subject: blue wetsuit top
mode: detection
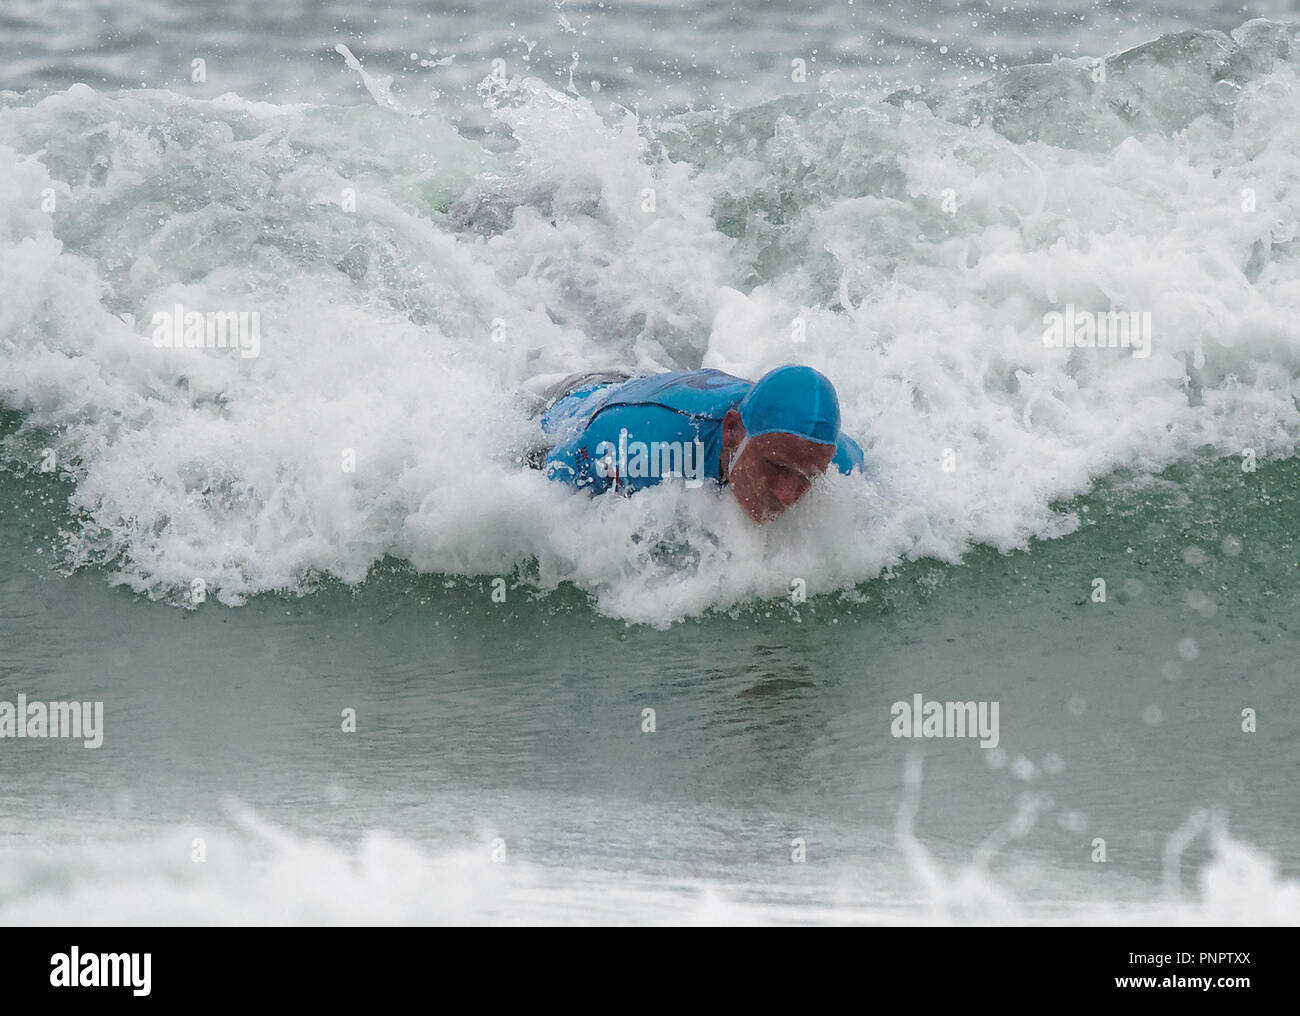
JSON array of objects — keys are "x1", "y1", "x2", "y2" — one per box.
[{"x1": 541, "y1": 368, "x2": 866, "y2": 494}]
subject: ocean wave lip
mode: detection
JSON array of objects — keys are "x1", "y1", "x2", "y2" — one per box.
[{"x1": 0, "y1": 19, "x2": 1297, "y2": 628}]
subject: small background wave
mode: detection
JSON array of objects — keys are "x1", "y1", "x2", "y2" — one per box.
[{"x1": 7, "y1": 0, "x2": 1296, "y2": 120}]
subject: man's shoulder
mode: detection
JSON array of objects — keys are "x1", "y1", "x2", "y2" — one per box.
[
  {"x1": 833, "y1": 433, "x2": 866, "y2": 476},
  {"x1": 600, "y1": 368, "x2": 751, "y2": 418}
]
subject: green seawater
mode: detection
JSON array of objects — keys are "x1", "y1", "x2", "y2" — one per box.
[{"x1": 2, "y1": 423, "x2": 1295, "y2": 920}]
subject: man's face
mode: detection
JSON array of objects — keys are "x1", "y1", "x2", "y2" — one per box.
[{"x1": 723, "y1": 412, "x2": 835, "y2": 523}]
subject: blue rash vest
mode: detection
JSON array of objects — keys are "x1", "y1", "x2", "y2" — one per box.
[{"x1": 540, "y1": 368, "x2": 866, "y2": 494}]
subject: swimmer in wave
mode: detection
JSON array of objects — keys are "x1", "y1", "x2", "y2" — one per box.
[{"x1": 524, "y1": 366, "x2": 865, "y2": 523}]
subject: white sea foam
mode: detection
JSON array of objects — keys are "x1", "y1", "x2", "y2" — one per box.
[
  {"x1": 0, "y1": 802, "x2": 1293, "y2": 925},
  {"x1": 2, "y1": 22, "x2": 1300, "y2": 626}
]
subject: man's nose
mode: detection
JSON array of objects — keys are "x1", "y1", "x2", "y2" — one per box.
[{"x1": 772, "y1": 474, "x2": 803, "y2": 507}]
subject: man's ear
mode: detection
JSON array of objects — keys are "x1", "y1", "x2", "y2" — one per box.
[
  {"x1": 721, "y1": 409, "x2": 744, "y2": 447},
  {"x1": 720, "y1": 409, "x2": 747, "y2": 478}
]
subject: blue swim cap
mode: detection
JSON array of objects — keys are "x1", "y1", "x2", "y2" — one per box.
[{"x1": 737, "y1": 366, "x2": 841, "y2": 445}]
